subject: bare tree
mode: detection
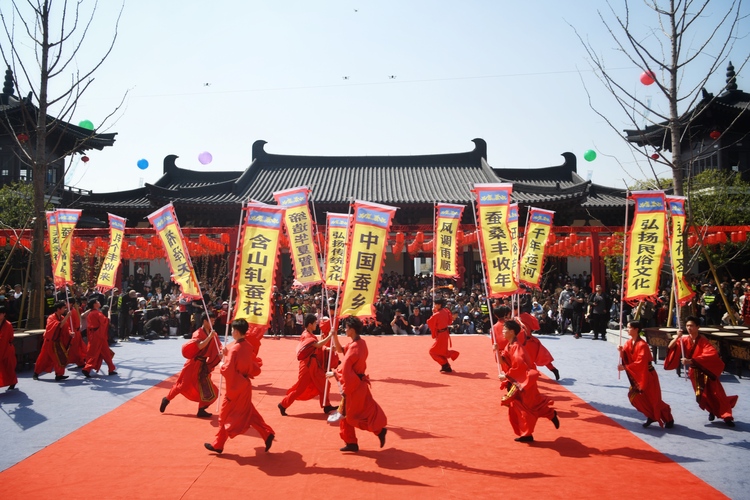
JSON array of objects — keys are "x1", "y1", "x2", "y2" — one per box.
[
  {"x1": 0, "y1": 0, "x2": 124, "y2": 327},
  {"x1": 573, "y1": 0, "x2": 748, "y2": 196}
]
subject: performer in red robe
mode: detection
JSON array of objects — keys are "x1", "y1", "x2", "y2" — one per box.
[
  {"x1": 205, "y1": 319, "x2": 275, "y2": 454},
  {"x1": 664, "y1": 316, "x2": 737, "y2": 427},
  {"x1": 160, "y1": 312, "x2": 222, "y2": 418},
  {"x1": 65, "y1": 298, "x2": 86, "y2": 368},
  {"x1": 81, "y1": 299, "x2": 117, "y2": 377},
  {"x1": 279, "y1": 314, "x2": 338, "y2": 416},
  {"x1": 33, "y1": 301, "x2": 72, "y2": 381},
  {"x1": 0, "y1": 306, "x2": 17, "y2": 390},
  {"x1": 618, "y1": 321, "x2": 674, "y2": 428},
  {"x1": 497, "y1": 319, "x2": 558, "y2": 442},
  {"x1": 330, "y1": 316, "x2": 387, "y2": 452},
  {"x1": 517, "y1": 312, "x2": 560, "y2": 381},
  {"x1": 427, "y1": 298, "x2": 459, "y2": 372}
]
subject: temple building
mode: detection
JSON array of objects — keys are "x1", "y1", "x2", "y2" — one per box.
[{"x1": 65, "y1": 138, "x2": 627, "y2": 288}]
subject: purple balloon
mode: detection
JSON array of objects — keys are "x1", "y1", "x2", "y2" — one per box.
[{"x1": 198, "y1": 151, "x2": 213, "y2": 165}]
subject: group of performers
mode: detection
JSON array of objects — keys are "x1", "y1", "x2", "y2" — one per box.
[
  {"x1": 1, "y1": 294, "x2": 739, "y2": 453},
  {"x1": 29, "y1": 299, "x2": 117, "y2": 383},
  {"x1": 160, "y1": 311, "x2": 388, "y2": 454}
]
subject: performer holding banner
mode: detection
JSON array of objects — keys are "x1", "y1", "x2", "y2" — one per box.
[
  {"x1": 33, "y1": 301, "x2": 73, "y2": 381},
  {"x1": 618, "y1": 320, "x2": 674, "y2": 428},
  {"x1": 427, "y1": 298, "x2": 459, "y2": 373}
]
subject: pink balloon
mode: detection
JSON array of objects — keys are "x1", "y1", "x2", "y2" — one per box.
[
  {"x1": 198, "y1": 151, "x2": 213, "y2": 165},
  {"x1": 640, "y1": 70, "x2": 655, "y2": 86}
]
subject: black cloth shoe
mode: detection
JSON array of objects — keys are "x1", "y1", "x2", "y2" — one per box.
[
  {"x1": 54, "y1": 375, "x2": 69, "y2": 381},
  {"x1": 82, "y1": 369, "x2": 91, "y2": 378},
  {"x1": 514, "y1": 435, "x2": 534, "y2": 442},
  {"x1": 440, "y1": 363, "x2": 452, "y2": 373},
  {"x1": 197, "y1": 408, "x2": 212, "y2": 418},
  {"x1": 8, "y1": 384, "x2": 15, "y2": 390},
  {"x1": 708, "y1": 413, "x2": 716, "y2": 421},
  {"x1": 32, "y1": 373, "x2": 39, "y2": 380},
  {"x1": 642, "y1": 418, "x2": 655, "y2": 428},
  {"x1": 204, "y1": 443, "x2": 222, "y2": 454},
  {"x1": 323, "y1": 405, "x2": 337, "y2": 414},
  {"x1": 601, "y1": 336, "x2": 607, "y2": 341},
  {"x1": 160, "y1": 397, "x2": 170, "y2": 413},
  {"x1": 265, "y1": 434, "x2": 275, "y2": 452},
  {"x1": 665, "y1": 420, "x2": 674, "y2": 429},
  {"x1": 340, "y1": 443, "x2": 359, "y2": 452},
  {"x1": 551, "y1": 411, "x2": 560, "y2": 429},
  {"x1": 378, "y1": 428, "x2": 387, "y2": 448},
  {"x1": 278, "y1": 403, "x2": 287, "y2": 416},
  {"x1": 551, "y1": 368, "x2": 560, "y2": 381},
  {"x1": 724, "y1": 417, "x2": 735, "y2": 428},
  {"x1": 108, "y1": 371, "x2": 118, "y2": 376}
]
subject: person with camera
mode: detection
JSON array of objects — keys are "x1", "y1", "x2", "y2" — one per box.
[{"x1": 390, "y1": 309, "x2": 412, "y2": 335}]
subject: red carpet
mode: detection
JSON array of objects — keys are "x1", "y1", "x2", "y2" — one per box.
[{"x1": 1, "y1": 336, "x2": 725, "y2": 499}]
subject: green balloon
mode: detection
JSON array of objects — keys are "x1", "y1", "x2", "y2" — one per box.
[
  {"x1": 79, "y1": 120, "x2": 94, "y2": 130},
  {"x1": 583, "y1": 149, "x2": 597, "y2": 162}
]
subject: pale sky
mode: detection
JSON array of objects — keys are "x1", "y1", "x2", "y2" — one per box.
[{"x1": 4, "y1": 1, "x2": 749, "y2": 194}]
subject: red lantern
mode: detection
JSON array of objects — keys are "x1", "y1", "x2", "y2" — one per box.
[
  {"x1": 650, "y1": 153, "x2": 659, "y2": 160},
  {"x1": 17, "y1": 133, "x2": 29, "y2": 143},
  {"x1": 709, "y1": 130, "x2": 721, "y2": 140},
  {"x1": 81, "y1": 155, "x2": 90, "y2": 163},
  {"x1": 687, "y1": 235, "x2": 697, "y2": 246},
  {"x1": 717, "y1": 232, "x2": 727, "y2": 244}
]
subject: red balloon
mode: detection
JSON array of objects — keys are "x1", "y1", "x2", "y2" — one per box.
[{"x1": 640, "y1": 70, "x2": 655, "y2": 85}]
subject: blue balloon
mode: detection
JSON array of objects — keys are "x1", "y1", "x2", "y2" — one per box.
[{"x1": 137, "y1": 159, "x2": 149, "y2": 170}]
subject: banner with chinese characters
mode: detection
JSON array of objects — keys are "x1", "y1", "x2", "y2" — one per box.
[
  {"x1": 666, "y1": 196, "x2": 695, "y2": 306},
  {"x1": 53, "y1": 209, "x2": 82, "y2": 287},
  {"x1": 232, "y1": 203, "x2": 285, "y2": 327},
  {"x1": 472, "y1": 183, "x2": 517, "y2": 297},
  {"x1": 519, "y1": 208, "x2": 555, "y2": 290},
  {"x1": 273, "y1": 186, "x2": 323, "y2": 288},
  {"x1": 46, "y1": 211, "x2": 60, "y2": 268},
  {"x1": 147, "y1": 204, "x2": 201, "y2": 299},
  {"x1": 434, "y1": 203, "x2": 464, "y2": 279},
  {"x1": 325, "y1": 213, "x2": 351, "y2": 289},
  {"x1": 96, "y1": 214, "x2": 126, "y2": 292},
  {"x1": 508, "y1": 203, "x2": 520, "y2": 287},
  {"x1": 624, "y1": 191, "x2": 667, "y2": 303},
  {"x1": 338, "y1": 201, "x2": 397, "y2": 319}
]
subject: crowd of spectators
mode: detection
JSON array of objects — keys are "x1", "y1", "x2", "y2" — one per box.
[{"x1": 3, "y1": 269, "x2": 749, "y2": 341}]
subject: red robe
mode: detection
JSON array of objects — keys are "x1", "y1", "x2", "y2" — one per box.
[
  {"x1": 665, "y1": 334, "x2": 737, "y2": 419},
  {"x1": 83, "y1": 309, "x2": 116, "y2": 373},
  {"x1": 34, "y1": 313, "x2": 70, "y2": 376},
  {"x1": 621, "y1": 337, "x2": 673, "y2": 426},
  {"x1": 427, "y1": 307, "x2": 458, "y2": 365},
  {"x1": 493, "y1": 318, "x2": 553, "y2": 368},
  {"x1": 500, "y1": 341, "x2": 555, "y2": 437},
  {"x1": 0, "y1": 319, "x2": 17, "y2": 388},
  {"x1": 337, "y1": 338, "x2": 387, "y2": 445},
  {"x1": 210, "y1": 337, "x2": 274, "y2": 450},
  {"x1": 166, "y1": 327, "x2": 222, "y2": 408},
  {"x1": 66, "y1": 307, "x2": 86, "y2": 367},
  {"x1": 280, "y1": 331, "x2": 337, "y2": 409}
]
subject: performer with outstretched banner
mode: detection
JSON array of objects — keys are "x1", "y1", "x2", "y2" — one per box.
[{"x1": 33, "y1": 301, "x2": 72, "y2": 381}]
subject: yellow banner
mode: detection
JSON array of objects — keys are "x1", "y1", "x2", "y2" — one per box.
[
  {"x1": 96, "y1": 214, "x2": 126, "y2": 292},
  {"x1": 338, "y1": 201, "x2": 397, "y2": 319},
  {"x1": 509, "y1": 204, "x2": 519, "y2": 287},
  {"x1": 325, "y1": 213, "x2": 350, "y2": 289},
  {"x1": 233, "y1": 203, "x2": 285, "y2": 327},
  {"x1": 434, "y1": 203, "x2": 464, "y2": 279},
  {"x1": 46, "y1": 211, "x2": 60, "y2": 267},
  {"x1": 472, "y1": 184, "x2": 517, "y2": 298},
  {"x1": 147, "y1": 204, "x2": 201, "y2": 299},
  {"x1": 53, "y1": 209, "x2": 82, "y2": 287},
  {"x1": 519, "y1": 208, "x2": 554, "y2": 289},
  {"x1": 273, "y1": 187, "x2": 323, "y2": 288},
  {"x1": 624, "y1": 191, "x2": 667, "y2": 303},
  {"x1": 666, "y1": 197, "x2": 695, "y2": 306}
]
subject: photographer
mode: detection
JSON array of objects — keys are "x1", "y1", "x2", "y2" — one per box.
[{"x1": 390, "y1": 309, "x2": 412, "y2": 335}]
